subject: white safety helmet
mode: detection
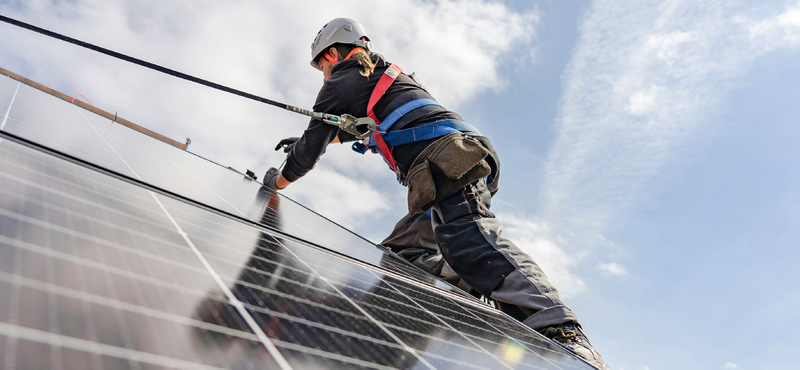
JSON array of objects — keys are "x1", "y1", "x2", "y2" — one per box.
[{"x1": 310, "y1": 18, "x2": 372, "y2": 70}]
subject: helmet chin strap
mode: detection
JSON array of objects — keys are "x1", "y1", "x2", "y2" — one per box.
[{"x1": 323, "y1": 47, "x2": 365, "y2": 66}]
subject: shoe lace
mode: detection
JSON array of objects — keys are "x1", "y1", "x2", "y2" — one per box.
[{"x1": 538, "y1": 326, "x2": 577, "y2": 343}]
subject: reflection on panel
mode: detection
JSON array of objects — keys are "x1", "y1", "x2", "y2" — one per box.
[
  {"x1": 380, "y1": 276, "x2": 591, "y2": 370},
  {"x1": 158, "y1": 195, "x2": 423, "y2": 368},
  {"x1": 0, "y1": 75, "x2": 457, "y2": 292},
  {"x1": 157, "y1": 187, "x2": 590, "y2": 369},
  {"x1": 0, "y1": 76, "x2": 19, "y2": 126},
  {"x1": 2, "y1": 83, "x2": 136, "y2": 176},
  {"x1": 0, "y1": 138, "x2": 280, "y2": 368}
]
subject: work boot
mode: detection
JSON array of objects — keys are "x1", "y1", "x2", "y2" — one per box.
[{"x1": 538, "y1": 322, "x2": 609, "y2": 370}]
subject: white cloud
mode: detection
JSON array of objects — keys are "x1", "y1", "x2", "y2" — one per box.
[
  {"x1": 647, "y1": 31, "x2": 695, "y2": 63},
  {"x1": 724, "y1": 362, "x2": 739, "y2": 369},
  {"x1": 626, "y1": 85, "x2": 663, "y2": 116},
  {"x1": 282, "y1": 167, "x2": 393, "y2": 230},
  {"x1": 0, "y1": 0, "x2": 538, "y2": 238},
  {"x1": 496, "y1": 213, "x2": 586, "y2": 298},
  {"x1": 599, "y1": 262, "x2": 628, "y2": 276},
  {"x1": 747, "y1": 1, "x2": 800, "y2": 50},
  {"x1": 371, "y1": 0, "x2": 539, "y2": 106},
  {"x1": 539, "y1": 0, "x2": 800, "y2": 255}
]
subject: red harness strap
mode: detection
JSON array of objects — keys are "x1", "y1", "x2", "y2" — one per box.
[{"x1": 366, "y1": 63, "x2": 403, "y2": 173}]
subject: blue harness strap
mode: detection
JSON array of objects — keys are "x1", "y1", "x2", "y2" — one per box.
[
  {"x1": 351, "y1": 98, "x2": 482, "y2": 184},
  {"x1": 379, "y1": 119, "x2": 478, "y2": 147},
  {"x1": 351, "y1": 98, "x2": 481, "y2": 155},
  {"x1": 378, "y1": 98, "x2": 441, "y2": 131},
  {"x1": 353, "y1": 117, "x2": 480, "y2": 154}
]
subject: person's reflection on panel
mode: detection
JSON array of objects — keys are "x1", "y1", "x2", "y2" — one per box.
[
  {"x1": 190, "y1": 187, "x2": 289, "y2": 362},
  {"x1": 194, "y1": 188, "x2": 424, "y2": 367}
]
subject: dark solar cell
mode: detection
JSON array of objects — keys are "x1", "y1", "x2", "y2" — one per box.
[{"x1": 0, "y1": 73, "x2": 593, "y2": 369}]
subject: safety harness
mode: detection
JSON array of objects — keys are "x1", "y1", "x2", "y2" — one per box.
[{"x1": 352, "y1": 63, "x2": 481, "y2": 184}]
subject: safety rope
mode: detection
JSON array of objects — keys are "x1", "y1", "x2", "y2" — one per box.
[{"x1": 0, "y1": 14, "x2": 324, "y2": 122}]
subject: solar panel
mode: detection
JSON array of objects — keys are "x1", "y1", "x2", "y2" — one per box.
[{"x1": 0, "y1": 71, "x2": 593, "y2": 369}]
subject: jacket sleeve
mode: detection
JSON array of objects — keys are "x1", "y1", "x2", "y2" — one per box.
[{"x1": 281, "y1": 82, "x2": 346, "y2": 182}]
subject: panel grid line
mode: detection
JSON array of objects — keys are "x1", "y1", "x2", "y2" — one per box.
[
  {"x1": 221, "y1": 278, "x2": 367, "y2": 321},
  {"x1": 366, "y1": 270, "x2": 515, "y2": 370},
  {"x1": 0, "y1": 271, "x2": 260, "y2": 342},
  {"x1": 43, "y1": 237, "x2": 65, "y2": 370},
  {"x1": 399, "y1": 282, "x2": 566, "y2": 363},
  {"x1": 0, "y1": 207, "x2": 205, "y2": 273},
  {"x1": 0, "y1": 81, "x2": 19, "y2": 131},
  {"x1": 0, "y1": 163, "x2": 157, "y2": 215},
  {"x1": 0, "y1": 322, "x2": 227, "y2": 370},
  {"x1": 3, "y1": 227, "x2": 417, "y2": 343},
  {"x1": 74, "y1": 107, "x2": 140, "y2": 180},
  {"x1": 350, "y1": 299, "x2": 475, "y2": 338},
  {"x1": 166, "y1": 201, "x2": 496, "y2": 312},
  {"x1": 4, "y1": 216, "x2": 497, "y2": 370},
  {"x1": 268, "y1": 338, "x2": 401, "y2": 370},
  {"x1": 2, "y1": 216, "x2": 25, "y2": 370},
  {"x1": 0, "y1": 234, "x2": 218, "y2": 299},
  {"x1": 274, "y1": 240, "x2": 438, "y2": 370},
  {"x1": 162, "y1": 197, "x2": 493, "y2": 312},
  {"x1": 1, "y1": 231, "x2": 406, "y2": 355},
  {"x1": 241, "y1": 302, "x2": 405, "y2": 351},
  {"x1": 225, "y1": 242, "x2": 492, "y2": 318},
  {"x1": 71, "y1": 105, "x2": 292, "y2": 369},
  {"x1": 380, "y1": 275, "x2": 578, "y2": 368},
  {"x1": 152, "y1": 194, "x2": 293, "y2": 370},
  {"x1": 165, "y1": 156, "x2": 249, "y2": 217},
  {"x1": 438, "y1": 292, "x2": 568, "y2": 369},
  {"x1": 378, "y1": 321, "x2": 486, "y2": 354}
]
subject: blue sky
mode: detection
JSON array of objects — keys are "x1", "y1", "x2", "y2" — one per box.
[{"x1": 1, "y1": 0, "x2": 799, "y2": 369}]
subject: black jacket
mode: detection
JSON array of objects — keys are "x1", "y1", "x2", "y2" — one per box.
[{"x1": 281, "y1": 53, "x2": 463, "y2": 182}]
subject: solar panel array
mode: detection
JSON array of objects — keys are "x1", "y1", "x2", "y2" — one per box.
[{"x1": 0, "y1": 72, "x2": 593, "y2": 369}]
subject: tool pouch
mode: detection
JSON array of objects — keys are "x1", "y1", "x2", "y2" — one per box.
[
  {"x1": 406, "y1": 133, "x2": 491, "y2": 213},
  {"x1": 407, "y1": 160, "x2": 437, "y2": 213}
]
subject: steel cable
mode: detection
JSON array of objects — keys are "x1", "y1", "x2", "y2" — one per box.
[{"x1": 0, "y1": 14, "x2": 319, "y2": 119}]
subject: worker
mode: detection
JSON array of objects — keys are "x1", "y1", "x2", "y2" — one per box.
[{"x1": 263, "y1": 18, "x2": 608, "y2": 369}]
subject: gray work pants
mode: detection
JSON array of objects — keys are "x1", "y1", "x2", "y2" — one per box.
[
  {"x1": 383, "y1": 180, "x2": 578, "y2": 330},
  {"x1": 428, "y1": 179, "x2": 578, "y2": 330},
  {"x1": 381, "y1": 210, "x2": 473, "y2": 292}
]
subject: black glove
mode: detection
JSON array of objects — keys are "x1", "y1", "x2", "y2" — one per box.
[
  {"x1": 263, "y1": 167, "x2": 283, "y2": 189},
  {"x1": 275, "y1": 137, "x2": 300, "y2": 153}
]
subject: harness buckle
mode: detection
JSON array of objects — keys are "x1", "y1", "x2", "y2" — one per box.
[
  {"x1": 329, "y1": 114, "x2": 385, "y2": 139},
  {"x1": 319, "y1": 113, "x2": 384, "y2": 138}
]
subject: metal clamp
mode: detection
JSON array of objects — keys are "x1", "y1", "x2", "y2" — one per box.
[{"x1": 318, "y1": 113, "x2": 385, "y2": 139}]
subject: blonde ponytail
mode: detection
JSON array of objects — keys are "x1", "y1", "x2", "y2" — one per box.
[
  {"x1": 352, "y1": 49, "x2": 376, "y2": 77},
  {"x1": 334, "y1": 44, "x2": 377, "y2": 78}
]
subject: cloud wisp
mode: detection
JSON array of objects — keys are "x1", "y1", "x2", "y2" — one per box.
[
  {"x1": 598, "y1": 262, "x2": 628, "y2": 276},
  {"x1": 545, "y1": 0, "x2": 800, "y2": 231},
  {"x1": 508, "y1": 0, "x2": 800, "y2": 282}
]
